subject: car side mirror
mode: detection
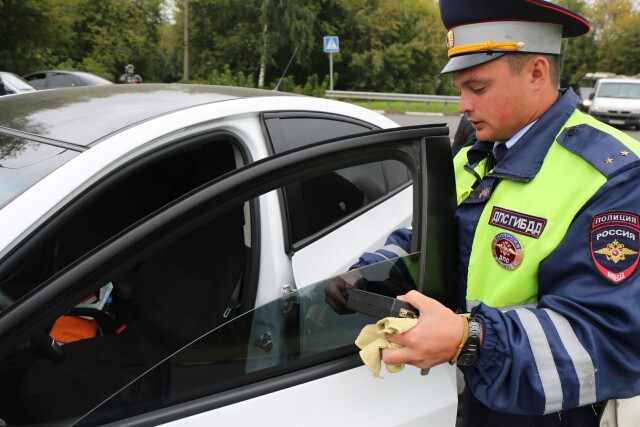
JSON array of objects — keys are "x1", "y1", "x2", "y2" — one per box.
[{"x1": 589, "y1": 93, "x2": 595, "y2": 100}]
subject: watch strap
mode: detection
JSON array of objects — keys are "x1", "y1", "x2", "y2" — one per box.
[{"x1": 456, "y1": 316, "x2": 481, "y2": 366}]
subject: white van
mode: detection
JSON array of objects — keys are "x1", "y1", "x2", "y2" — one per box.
[{"x1": 588, "y1": 78, "x2": 640, "y2": 129}]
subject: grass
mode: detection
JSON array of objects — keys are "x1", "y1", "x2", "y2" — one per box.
[{"x1": 348, "y1": 100, "x2": 460, "y2": 114}]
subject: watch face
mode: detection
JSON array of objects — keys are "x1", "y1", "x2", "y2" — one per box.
[{"x1": 457, "y1": 354, "x2": 477, "y2": 366}]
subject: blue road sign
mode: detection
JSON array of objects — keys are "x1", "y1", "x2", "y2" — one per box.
[{"x1": 323, "y1": 36, "x2": 339, "y2": 53}]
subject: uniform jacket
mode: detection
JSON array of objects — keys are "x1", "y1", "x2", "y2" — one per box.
[{"x1": 354, "y1": 88, "x2": 640, "y2": 422}]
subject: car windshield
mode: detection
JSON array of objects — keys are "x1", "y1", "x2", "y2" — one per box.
[
  {"x1": 597, "y1": 82, "x2": 640, "y2": 99},
  {"x1": 76, "y1": 254, "x2": 420, "y2": 425},
  {"x1": 0, "y1": 135, "x2": 79, "y2": 209}
]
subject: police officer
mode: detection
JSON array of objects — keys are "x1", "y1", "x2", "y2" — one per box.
[{"x1": 376, "y1": 0, "x2": 640, "y2": 426}]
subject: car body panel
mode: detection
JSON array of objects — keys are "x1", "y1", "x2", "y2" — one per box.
[
  {"x1": 0, "y1": 71, "x2": 37, "y2": 95},
  {"x1": 159, "y1": 365, "x2": 457, "y2": 427}
]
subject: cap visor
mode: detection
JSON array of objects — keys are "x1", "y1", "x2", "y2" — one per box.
[{"x1": 440, "y1": 52, "x2": 505, "y2": 74}]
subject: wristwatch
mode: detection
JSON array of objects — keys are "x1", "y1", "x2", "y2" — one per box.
[{"x1": 456, "y1": 317, "x2": 481, "y2": 366}]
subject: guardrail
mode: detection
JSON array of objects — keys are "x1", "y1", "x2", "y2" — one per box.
[{"x1": 325, "y1": 90, "x2": 461, "y2": 112}]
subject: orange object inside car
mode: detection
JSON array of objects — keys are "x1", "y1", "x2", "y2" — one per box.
[{"x1": 49, "y1": 315, "x2": 98, "y2": 344}]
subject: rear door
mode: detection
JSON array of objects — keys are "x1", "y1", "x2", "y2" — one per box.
[{"x1": 0, "y1": 126, "x2": 458, "y2": 426}]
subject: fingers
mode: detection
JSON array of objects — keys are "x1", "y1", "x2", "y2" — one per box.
[
  {"x1": 397, "y1": 290, "x2": 439, "y2": 312},
  {"x1": 382, "y1": 291, "x2": 465, "y2": 367},
  {"x1": 381, "y1": 346, "x2": 430, "y2": 370}
]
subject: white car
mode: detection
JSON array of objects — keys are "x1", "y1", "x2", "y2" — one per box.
[{"x1": 0, "y1": 84, "x2": 458, "y2": 426}]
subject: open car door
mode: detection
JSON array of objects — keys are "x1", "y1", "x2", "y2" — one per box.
[{"x1": 0, "y1": 125, "x2": 458, "y2": 426}]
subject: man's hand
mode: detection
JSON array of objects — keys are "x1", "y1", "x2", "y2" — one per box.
[{"x1": 382, "y1": 290, "x2": 465, "y2": 369}]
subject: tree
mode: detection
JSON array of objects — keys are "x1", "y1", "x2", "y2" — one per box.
[
  {"x1": 257, "y1": 0, "x2": 315, "y2": 87},
  {"x1": 0, "y1": 0, "x2": 80, "y2": 74},
  {"x1": 74, "y1": 0, "x2": 166, "y2": 81},
  {"x1": 584, "y1": 0, "x2": 639, "y2": 75},
  {"x1": 555, "y1": 0, "x2": 597, "y2": 88},
  {"x1": 329, "y1": 0, "x2": 444, "y2": 93}
]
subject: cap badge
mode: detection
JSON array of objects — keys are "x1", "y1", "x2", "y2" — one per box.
[
  {"x1": 491, "y1": 232, "x2": 524, "y2": 271},
  {"x1": 446, "y1": 30, "x2": 455, "y2": 49}
]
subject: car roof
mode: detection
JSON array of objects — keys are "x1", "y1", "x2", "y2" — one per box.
[
  {"x1": 0, "y1": 83, "x2": 293, "y2": 146},
  {"x1": 597, "y1": 78, "x2": 640, "y2": 84}
]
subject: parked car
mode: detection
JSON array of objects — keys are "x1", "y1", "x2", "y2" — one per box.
[
  {"x1": 22, "y1": 70, "x2": 113, "y2": 89},
  {"x1": 0, "y1": 84, "x2": 458, "y2": 426},
  {"x1": 588, "y1": 78, "x2": 640, "y2": 129},
  {"x1": 0, "y1": 71, "x2": 37, "y2": 95}
]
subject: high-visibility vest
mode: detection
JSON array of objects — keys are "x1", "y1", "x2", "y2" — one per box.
[{"x1": 454, "y1": 110, "x2": 640, "y2": 310}]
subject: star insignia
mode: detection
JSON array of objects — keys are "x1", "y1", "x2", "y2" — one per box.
[
  {"x1": 594, "y1": 239, "x2": 638, "y2": 264},
  {"x1": 604, "y1": 157, "x2": 614, "y2": 164},
  {"x1": 621, "y1": 151, "x2": 630, "y2": 157}
]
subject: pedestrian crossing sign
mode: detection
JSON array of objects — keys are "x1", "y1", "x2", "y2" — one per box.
[{"x1": 323, "y1": 36, "x2": 339, "y2": 53}]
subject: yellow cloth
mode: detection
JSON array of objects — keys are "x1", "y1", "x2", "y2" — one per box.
[{"x1": 355, "y1": 317, "x2": 419, "y2": 378}]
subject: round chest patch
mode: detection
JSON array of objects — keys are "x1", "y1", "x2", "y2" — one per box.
[{"x1": 491, "y1": 232, "x2": 524, "y2": 270}]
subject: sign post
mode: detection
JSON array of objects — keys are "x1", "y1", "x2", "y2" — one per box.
[{"x1": 323, "y1": 36, "x2": 339, "y2": 91}]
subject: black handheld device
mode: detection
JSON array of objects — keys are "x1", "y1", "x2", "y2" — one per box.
[{"x1": 346, "y1": 289, "x2": 419, "y2": 319}]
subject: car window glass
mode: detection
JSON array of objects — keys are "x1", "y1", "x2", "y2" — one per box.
[
  {"x1": 265, "y1": 116, "x2": 373, "y2": 153},
  {"x1": 0, "y1": 137, "x2": 239, "y2": 308},
  {"x1": 49, "y1": 73, "x2": 77, "y2": 88},
  {"x1": 78, "y1": 254, "x2": 419, "y2": 425},
  {"x1": 286, "y1": 160, "x2": 409, "y2": 243},
  {"x1": 263, "y1": 114, "x2": 411, "y2": 246},
  {"x1": 24, "y1": 74, "x2": 47, "y2": 89},
  {"x1": 0, "y1": 136, "x2": 79, "y2": 208}
]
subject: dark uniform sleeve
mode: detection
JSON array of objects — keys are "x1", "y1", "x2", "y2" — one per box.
[
  {"x1": 350, "y1": 228, "x2": 412, "y2": 270},
  {"x1": 465, "y1": 165, "x2": 640, "y2": 415}
]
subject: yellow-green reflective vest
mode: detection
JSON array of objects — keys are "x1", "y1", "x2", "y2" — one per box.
[{"x1": 454, "y1": 110, "x2": 640, "y2": 310}]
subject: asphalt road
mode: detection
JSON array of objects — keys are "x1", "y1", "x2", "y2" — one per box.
[{"x1": 383, "y1": 112, "x2": 640, "y2": 141}]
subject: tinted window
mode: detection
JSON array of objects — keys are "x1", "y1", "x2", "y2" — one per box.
[
  {"x1": 24, "y1": 73, "x2": 47, "y2": 89},
  {"x1": 263, "y1": 113, "x2": 410, "y2": 246},
  {"x1": 265, "y1": 116, "x2": 372, "y2": 152},
  {"x1": 49, "y1": 73, "x2": 79, "y2": 88},
  {"x1": 78, "y1": 255, "x2": 418, "y2": 425},
  {"x1": 285, "y1": 161, "x2": 409, "y2": 243}
]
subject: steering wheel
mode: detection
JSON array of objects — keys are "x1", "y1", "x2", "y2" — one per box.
[{"x1": 0, "y1": 288, "x2": 65, "y2": 363}]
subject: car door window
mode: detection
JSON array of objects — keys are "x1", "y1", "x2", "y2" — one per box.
[
  {"x1": 24, "y1": 73, "x2": 47, "y2": 89},
  {"x1": 48, "y1": 73, "x2": 78, "y2": 88},
  {"x1": 263, "y1": 113, "x2": 410, "y2": 247},
  {"x1": 0, "y1": 135, "x2": 242, "y2": 309},
  {"x1": 79, "y1": 255, "x2": 419, "y2": 425}
]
